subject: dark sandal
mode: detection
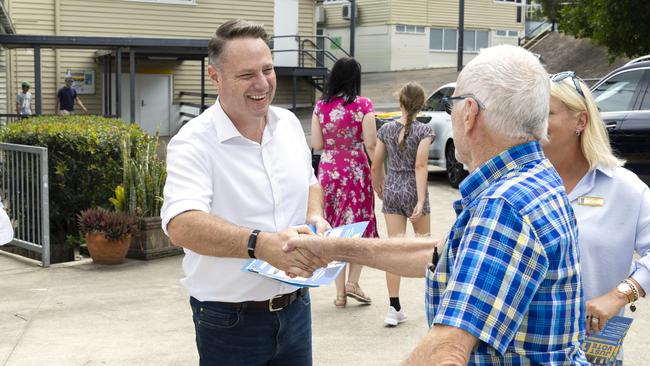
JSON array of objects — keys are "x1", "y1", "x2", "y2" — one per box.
[{"x1": 345, "y1": 282, "x2": 372, "y2": 304}]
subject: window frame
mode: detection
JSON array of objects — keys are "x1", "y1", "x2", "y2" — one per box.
[
  {"x1": 429, "y1": 27, "x2": 488, "y2": 53},
  {"x1": 592, "y1": 68, "x2": 649, "y2": 113},
  {"x1": 128, "y1": 0, "x2": 196, "y2": 4},
  {"x1": 395, "y1": 24, "x2": 426, "y2": 34}
]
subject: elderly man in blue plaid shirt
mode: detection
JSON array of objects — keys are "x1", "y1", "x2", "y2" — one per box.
[{"x1": 286, "y1": 44, "x2": 588, "y2": 365}]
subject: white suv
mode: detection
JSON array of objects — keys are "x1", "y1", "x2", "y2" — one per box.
[{"x1": 376, "y1": 82, "x2": 468, "y2": 188}]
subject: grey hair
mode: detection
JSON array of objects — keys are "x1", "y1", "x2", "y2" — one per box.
[{"x1": 456, "y1": 44, "x2": 549, "y2": 141}]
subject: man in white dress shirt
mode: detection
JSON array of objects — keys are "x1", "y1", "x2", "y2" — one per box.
[{"x1": 161, "y1": 19, "x2": 329, "y2": 366}]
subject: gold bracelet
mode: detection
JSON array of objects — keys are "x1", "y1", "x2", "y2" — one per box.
[{"x1": 624, "y1": 279, "x2": 640, "y2": 302}]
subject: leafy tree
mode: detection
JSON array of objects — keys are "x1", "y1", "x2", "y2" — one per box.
[
  {"x1": 537, "y1": 0, "x2": 563, "y2": 24},
  {"x1": 559, "y1": 0, "x2": 650, "y2": 59}
]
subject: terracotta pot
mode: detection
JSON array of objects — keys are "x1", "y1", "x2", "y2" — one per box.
[{"x1": 85, "y1": 233, "x2": 132, "y2": 265}]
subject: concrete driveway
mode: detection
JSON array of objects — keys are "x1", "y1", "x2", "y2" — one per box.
[{"x1": 1, "y1": 171, "x2": 648, "y2": 365}]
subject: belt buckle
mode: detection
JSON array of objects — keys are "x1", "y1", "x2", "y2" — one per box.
[{"x1": 269, "y1": 294, "x2": 285, "y2": 312}]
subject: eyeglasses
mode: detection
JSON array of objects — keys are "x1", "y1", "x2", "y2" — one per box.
[
  {"x1": 442, "y1": 94, "x2": 486, "y2": 115},
  {"x1": 550, "y1": 71, "x2": 585, "y2": 99}
]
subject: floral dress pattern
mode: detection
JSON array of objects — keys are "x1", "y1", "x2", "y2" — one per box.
[{"x1": 314, "y1": 96, "x2": 378, "y2": 237}]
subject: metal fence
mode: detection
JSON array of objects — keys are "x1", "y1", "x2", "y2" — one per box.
[{"x1": 0, "y1": 142, "x2": 50, "y2": 267}]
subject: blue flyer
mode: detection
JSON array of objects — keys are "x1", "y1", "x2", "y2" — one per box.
[{"x1": 242, "y1": 221, "x2": 369, "y2": 287}]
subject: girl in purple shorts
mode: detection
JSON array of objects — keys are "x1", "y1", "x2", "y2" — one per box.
[{"x1": 371, "y1": 82, "x2": 435, "y2": 326}]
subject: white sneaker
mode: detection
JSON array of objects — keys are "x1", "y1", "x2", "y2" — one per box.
[{"x1": 384, "y1": 306, "x2": 407, "y2": 326}]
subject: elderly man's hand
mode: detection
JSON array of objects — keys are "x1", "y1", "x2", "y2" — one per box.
[
  {"x1": 282, "y1": 234, "x2": 333, "y2": 265},
  {"x1": 255, "y1": 226, "x2": 327, "y2": 278}
]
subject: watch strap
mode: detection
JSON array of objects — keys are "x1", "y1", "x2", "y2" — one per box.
[{"x1": 247, "y1": 229, "x2": 261, "y2": 259}]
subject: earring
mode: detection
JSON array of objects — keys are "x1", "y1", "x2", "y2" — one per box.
[{"x1": 575, "y1": 129, "x2": 581, "y2": 137}]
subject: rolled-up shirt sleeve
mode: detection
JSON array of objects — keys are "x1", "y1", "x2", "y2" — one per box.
[
  {"x1": 433, "y1": 198, "x2": 548, "y2": 355},
  {"x1": 160, "y1": 135, "x2": 213, "y2": 235},
  {"x1": 632, "y1": 186, "x2": 650, "y2": 294}
]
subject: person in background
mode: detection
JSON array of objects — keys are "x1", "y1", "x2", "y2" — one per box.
[
  {"x1": 371, "y1": 81, "x2": 433, "y2": 326},
  {"x1": 15, "y1": 81, "x2": 33, "y2": 118},
  {"x1": 161, "y1": 19, "x2": 329, "y2": 366},
  {"x1": 56, "y1": 76, "x2": 87, "y2": 115},
  {"x1": 311, "y1": 57, "x2": 378, "y2": 308},
  {"x1": 0, "y1": 198, "x2": 13, "y2": 245},
  {"x1": 544, "y1": 72, "x2": 649, "y2": 360}
]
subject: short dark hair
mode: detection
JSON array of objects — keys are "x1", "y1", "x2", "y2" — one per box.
[
  {"x1": 208, "y1": 19, "x2": 269, "y2": 68},
  {"x1": 321, "y1": 57, "x2": 362, "y2": 105}
]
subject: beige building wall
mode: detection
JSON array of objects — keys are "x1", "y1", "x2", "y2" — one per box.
[
  {"x1": 0, "y1": 48, "x2": 7, "y2": 117},
  {"x1": 5, "y1": 0, "x2": 317, "y2": 125},
  {"x1": 322, "y1": 0, "x2": 390, "y2": 28},
  {"x1": 322, "y1": 0, "x2": 525, "y2": 71}
]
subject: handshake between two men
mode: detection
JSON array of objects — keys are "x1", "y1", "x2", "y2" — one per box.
[{"x1": 270, "y1": 223, "x2": 439, "y2": 280}]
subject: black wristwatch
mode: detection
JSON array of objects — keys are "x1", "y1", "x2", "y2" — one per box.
[{"x1": 247, "y1": 229, "x2": 261, "y2": 258}]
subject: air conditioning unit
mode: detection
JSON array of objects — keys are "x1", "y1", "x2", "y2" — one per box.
[
  {"x1": 316, "y1": 5, "x2": 326, "y2": 24},
  {"x1": 342, "y1": 3, "x2": 358, "y2": 21}
]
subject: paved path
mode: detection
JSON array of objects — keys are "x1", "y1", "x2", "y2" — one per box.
[{"x1": 1, "y1": 171, "x2": 648, "y2": 365}]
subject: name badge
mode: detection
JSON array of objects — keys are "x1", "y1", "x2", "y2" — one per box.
[{"x1": 577, "y1": 196, "x2": 605, "y2": 207}]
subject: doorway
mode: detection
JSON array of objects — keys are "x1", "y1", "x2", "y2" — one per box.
[{"x1": 110, "y1": 73, "x2": 172, "y2": 136}]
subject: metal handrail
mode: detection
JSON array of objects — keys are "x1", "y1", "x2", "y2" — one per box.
[
  {"x1": 271, "y1": 35, "x2": 350, "y2": 57},
  {"x1": 300, "y1": 38, "x2": 339, "y2": 67},
  {"x1": 525, "y1": 20, "x2": 552, "y2": 39},
  {"x1": 271, "y1": 35, "x2": 349, "y2": 67}
]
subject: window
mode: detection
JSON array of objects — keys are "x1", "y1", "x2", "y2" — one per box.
[
  {"x1": 423, "y1": 87, "x2": 455, "y2": 112},
  {"x1": 477, "y1": 31, "x2": 489, "y2": 49},
  {"x1": 443, "y1": 29, "x2": 457, "y2": 51},
  {"x1": 496, "y1": 29, "x2": 519, "y2": 38},
  {"x1": 593, "y1": 70, "x2": 646, "y2": 112},
  {"x1": 431, "y1": 28, "x2": 487, "y2": 52},
  {"x1": 395, "y1": 24, "x2": 425, "y2": 34},
  {"x1": 128, "y1": 0, "x2": 195, "y2": 3}
]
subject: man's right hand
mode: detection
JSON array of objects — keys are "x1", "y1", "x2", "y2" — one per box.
[{"x1": 255, "y1": 227, "x2": 328, "y2": 278}]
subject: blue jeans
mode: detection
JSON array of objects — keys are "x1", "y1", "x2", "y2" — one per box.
[{"x1": 190, "y1": 291, "x2": 312, "y2": 366}]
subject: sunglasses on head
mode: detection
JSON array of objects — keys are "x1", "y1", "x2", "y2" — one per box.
[
  {"x1": 442, "y1": 94, "x2": 486, "y2": 115},
  {"x1": 550, "y1": 71, "x2": 585, "y2": 99}
]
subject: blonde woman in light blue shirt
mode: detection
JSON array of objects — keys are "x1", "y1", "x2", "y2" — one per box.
[{"x1": 544, "y1": 72, "x2": 650, "y2": 343}]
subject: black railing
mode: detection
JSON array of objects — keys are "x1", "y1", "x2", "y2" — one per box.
[{"x1": 270, "y1": 35, "x2": 348, "y2": 68}]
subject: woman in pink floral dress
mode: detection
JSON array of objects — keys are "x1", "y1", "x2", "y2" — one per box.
[{"x1": 311, "y1": 57, "x2": 378, "y2": 308}]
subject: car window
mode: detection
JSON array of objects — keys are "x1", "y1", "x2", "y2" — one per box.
[
  {"x1": 423, "y1": 87, "x2": 454, "y2": 112},
  {"x1": 637, "y1": 77, "x2": 650, "y2": 110},
  {"x1": 592, "y1": 69, "x2": 646, "y2": 112}
]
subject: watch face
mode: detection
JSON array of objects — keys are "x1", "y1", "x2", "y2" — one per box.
[{"x1": 617, "y1": 282, "x2": 631, "y2": 292}]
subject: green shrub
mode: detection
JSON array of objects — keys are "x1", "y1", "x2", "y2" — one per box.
[
  {"x1": 110, "y1": 134, "x2": 166, "y2": 217},
  {"x1": 0, "y1": 115, "x2": 154, "y2": 262}
]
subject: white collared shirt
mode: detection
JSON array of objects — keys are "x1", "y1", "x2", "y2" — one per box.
[
  {"x1": 568, "y1": 165, "x2": 650, "y2": 303},
  {"x1": 161, "y1": 99, "x2": 317, "y2": 302}
]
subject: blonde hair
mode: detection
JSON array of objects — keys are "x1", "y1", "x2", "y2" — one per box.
[
  {"x1": 397, "y1": 81, "x2": 425, "y2": 150},
  {"x1": 550, "y1": 77, "x2": 624, "y2": 169}
]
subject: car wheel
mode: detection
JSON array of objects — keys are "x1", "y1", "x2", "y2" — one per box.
[{"x1": 445, "y1": 141, "x2": 468, "y2": 188}]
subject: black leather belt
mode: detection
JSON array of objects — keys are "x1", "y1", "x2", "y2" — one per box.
[{"x1": 221, "y1": 288, "x2": 308, "y2": 312}]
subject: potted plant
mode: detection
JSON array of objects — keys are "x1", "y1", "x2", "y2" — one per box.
[
  {"x1": 110, "y1": 134, "x2": 180, "y2": 260},
  {"x1": 77, "y1": 208, "x2": 138, "y2": 265}
]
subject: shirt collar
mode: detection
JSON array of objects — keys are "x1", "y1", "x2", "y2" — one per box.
[
  {"x1": 567, "y1": 163, "x2": 615, "y2": 201},
  {"x1": 212, "y1": 97, "x2": 280, "y2": 144},
  {"x1": 458, "y1": 141, "x2": 545, "y2": 206}
]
